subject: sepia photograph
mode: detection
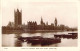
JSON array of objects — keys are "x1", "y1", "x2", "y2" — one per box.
[{"x1": 1, "y1": 0, "x2": 78, "y2": 47}]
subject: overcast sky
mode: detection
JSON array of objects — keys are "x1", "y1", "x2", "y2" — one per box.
[{"x1": 1, "y1": 0, "x2": 78, "y2": 28}]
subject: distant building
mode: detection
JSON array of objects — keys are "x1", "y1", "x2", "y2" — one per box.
[
  {"x1": 27, "y1": 21, "x2": 37, "y2": 30},
  {"x1": 40, "y1": 17, "x2": 44, "y2": 25},
  {"x1": 40, "y1": 17, "x2": 45, "y2": 30},
  {"x1": 54, "y1": 18, "x2": 57, "y2": 27},
  {"x1": 14, "y1": 9, "x2": 22, "y2": 27}
]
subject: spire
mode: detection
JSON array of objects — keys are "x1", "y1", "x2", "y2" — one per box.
[
  {"x1": 17, "y1": 8, "x2": 19, "y2": 12},
  {"x1": 54, "y1": 17, "x2": 57, "y2": 26},
  {"x1": 55, "y1": 17, "x2": 57, "y2": 21},
  {"x1": 41, "y1": 16, "x2": 43, "y2": 25},
  {"x1": 41, "y1": 16, "x2": 43, "y2": 21}
]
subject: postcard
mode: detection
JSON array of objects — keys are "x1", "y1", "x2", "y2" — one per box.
[{"x1": 0, "y1": 0, "x2": 80, "y2": 51}]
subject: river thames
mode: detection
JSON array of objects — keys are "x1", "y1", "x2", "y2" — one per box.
[{"x1": 2, "y1": 31, "x2": 77, "y2": 47}]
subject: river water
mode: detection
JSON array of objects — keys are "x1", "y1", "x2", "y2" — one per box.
[{"x1": 2, "y1": 31, "x2": 77, "y2": 47}]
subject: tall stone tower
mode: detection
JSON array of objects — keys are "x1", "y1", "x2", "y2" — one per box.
[
  {"x1": 54, "y1": 18, "x2": 57, "y2": 26},
  {"x1": 14, "y1": 9, "x2": 22, "y2": 27}
]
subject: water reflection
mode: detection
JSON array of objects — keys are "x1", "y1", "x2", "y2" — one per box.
[
  {"x1": 14, "y1": 33, "x2": 22, "y2": 47},
  {"x1": 15, "y1": 39, "x2": 22, "y2": 47},
  {"x1": 2, "y1": 31, "x2": 77, "y2": 47}
]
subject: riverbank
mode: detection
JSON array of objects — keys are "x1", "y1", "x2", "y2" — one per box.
[{"x1": 2, "y1": 30, "x2": 77, "y2": 34}]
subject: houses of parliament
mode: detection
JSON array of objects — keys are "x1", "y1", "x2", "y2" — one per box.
[
  {"x1": 14, "y1": 9, "x2": 58, "y2": 30},
  {"x1": 2, "y1": 9, "x2": 77, "y2": 33}
]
